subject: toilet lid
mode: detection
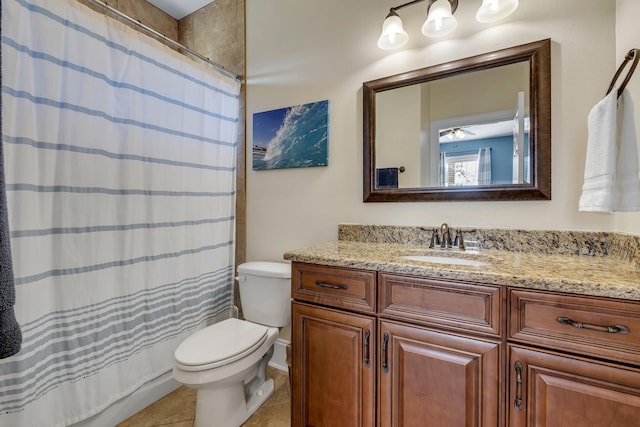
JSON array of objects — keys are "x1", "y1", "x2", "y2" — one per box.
[
  {"x1": 174, "y1": 318, "x2": 268, "y2": 369},
  {"x1": 237, "y1": 261, "x2": 291, "y2": 278}
]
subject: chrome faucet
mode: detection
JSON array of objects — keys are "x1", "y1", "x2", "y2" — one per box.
[
  {"x1": 440, "y1": 223, "x2": 452, "y2": 249},
  {"x1": 429, "y1": 223, "x2": 465, "y2": 250}
]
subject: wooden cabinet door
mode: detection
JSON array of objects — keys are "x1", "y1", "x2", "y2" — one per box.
[
  {"x1": 508, "y1": 345, "x2": 640, "y2": 427},
  {"x1": 379, "y1": 320, "x2": 502, "y2": 427},
  {"x1": 292, "y1": 302, "x2": 376, "y2": 427}
]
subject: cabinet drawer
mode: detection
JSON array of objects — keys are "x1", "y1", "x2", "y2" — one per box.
[
  {"x1": 379, "y1": 273, "x2": 503, "y2": 336},
  {"x1": 509, "y1": 289, "x2": 640, "y2": 365},
  {"x1": 292, "y1": 262, "x2": 376, "y2": 313}
]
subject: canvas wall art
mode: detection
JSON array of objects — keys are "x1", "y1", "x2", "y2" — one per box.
[{"x1": 252, "y1": 99, "x2": 329, "y2": 170}]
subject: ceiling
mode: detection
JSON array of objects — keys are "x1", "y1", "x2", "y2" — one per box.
[{"x1": 147, "y1": 0, "x2": 215, "y2": 20}]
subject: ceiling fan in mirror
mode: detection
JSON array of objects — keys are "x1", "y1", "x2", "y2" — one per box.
[{"x1": 440, "y1": 127, "x2": 476, "y2": 140}]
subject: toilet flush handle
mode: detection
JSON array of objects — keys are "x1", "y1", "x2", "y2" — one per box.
[{"x1": 235, "y1": 275, "x2": 246, "y2": 282}]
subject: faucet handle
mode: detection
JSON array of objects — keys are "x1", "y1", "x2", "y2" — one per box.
[
  {"x1": 453, "y1": 229, "x2": 465, "y2": 250},
  {"x1": 429, "y1": 228, "x2": 440, "y2": 248}
]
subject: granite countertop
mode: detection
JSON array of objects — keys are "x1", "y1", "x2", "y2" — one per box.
[{"x1": 283, "y1": 240, "x2": 640, "y2": 302}]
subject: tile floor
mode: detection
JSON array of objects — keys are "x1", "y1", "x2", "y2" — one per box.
[{"x1": 116, "y1": 367, "x2": 290, "y2": 427}]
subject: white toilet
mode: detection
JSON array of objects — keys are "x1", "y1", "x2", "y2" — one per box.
[{"x1": 172, "y1": 262, "x2": 291, "y2": 427}]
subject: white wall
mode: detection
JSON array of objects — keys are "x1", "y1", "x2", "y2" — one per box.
[
  {"x1": 615, "y1": 0, "x2": 640, "y2": 235},
  {"x1": 245, "y1": 0, "x2": 632, "y2": 263}
]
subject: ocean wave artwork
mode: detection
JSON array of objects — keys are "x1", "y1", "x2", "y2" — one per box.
[{"x1": 252, "y1": 99, "x2": 329, "y2": 170}]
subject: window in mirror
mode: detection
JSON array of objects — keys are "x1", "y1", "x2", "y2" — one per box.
[{"x1": 442, "y1": 151, "x2": 481, "y2": 186}]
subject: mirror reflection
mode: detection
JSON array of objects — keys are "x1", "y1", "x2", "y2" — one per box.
[
  {"x1": 363, "y1": 39, "x2": 551, "y2": 202},
  {"x1": 375, "y1": 62, "x2": 529, "y2": 189}
]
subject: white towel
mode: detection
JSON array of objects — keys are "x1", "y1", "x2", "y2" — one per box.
[
  {"x1": 613, "y1": 90, "x2": 640, "y2": 211},
  {"x1": 579, "y1": 91, "x2": 618, "y2": 213}
]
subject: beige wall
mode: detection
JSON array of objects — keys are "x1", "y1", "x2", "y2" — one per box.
[
  {"x1": 376, "y1": 85, "x2": 422, "y2": 188},
  {"x1": 615, "y1": 0, "x2": 640, "y2": 235},
  {"x1": 429, "y1": 62, "x2": 529, "y2": 120},
  {"x1": 245, "y1": 0, "x2": 640, "y2": 263},
  {"x1": 179, "y1": 0, "x2": 245, "y2": 77}
]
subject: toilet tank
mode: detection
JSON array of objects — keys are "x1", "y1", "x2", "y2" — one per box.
[{"x1": 236, "y1": 262, "x2": 291, "y2": 327}]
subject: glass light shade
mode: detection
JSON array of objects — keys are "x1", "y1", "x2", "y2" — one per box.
[
  {"x1": 476, "y1": 0, "x2": 519, "y2": 23},
  {"x1": 377, "y1": 14, "x2": 409, "y2": 50},
  {"x1": 421, "y1": 0, "x2": 458, "y2": 38}
]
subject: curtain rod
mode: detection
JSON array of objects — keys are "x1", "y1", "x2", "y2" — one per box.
[{"x1": 82, "y1": 0, "x2": 242, "y2": 82}]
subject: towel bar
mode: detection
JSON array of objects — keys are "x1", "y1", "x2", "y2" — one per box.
[{"x1": 607, "y1": 48, "x2": 639, "y2": 98}]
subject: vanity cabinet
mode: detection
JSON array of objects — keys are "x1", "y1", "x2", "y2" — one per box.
[
  {"x1": 507, "y1": 345, "x2": 640, "y2": 426},
  {"x1": 377, "y1": 273, "x2": 504, "y2": 427},
  {"x1": 507, "y1": 289, "x2": 640, "y2": 426},
  {"x1": 291, "y1": 263, "x2": 377, "y2": 427},
  {"x1": 292, "y1": 302, "x2": 376, "y2": 427},
  {"x1": 291, "y1": 263, "x2": 505, "y2": 427},
  {"x1": 291, "y1": 262, "x2": 640, "y2": 427},
  {"x1": 379, "y1": 320, "x2": 502, "y2": 427}
]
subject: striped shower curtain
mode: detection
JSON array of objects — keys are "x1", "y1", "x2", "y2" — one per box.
[{"x1": 1, "y1": 0, "x2": 240, "y2": 425}]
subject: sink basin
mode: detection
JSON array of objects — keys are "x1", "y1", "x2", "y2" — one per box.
[{"x1": 401, "y1": 255, "x2": 486, "y2": 267}]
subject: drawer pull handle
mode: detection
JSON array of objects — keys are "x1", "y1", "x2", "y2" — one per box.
[
  {"x1": 382, "y1": 333, "x2": 390, "y2": 373},
  {"x1": 556, "y1": 316, "x2": 630, "y2": 334},
  {"x1": 314, "y1": 280, "x2": 348, "y2": 290},
  {"x1": 363, "y1": 329, "x2": 371, "y2": 368},
  {"x1": 514, "y1": 361, "x2": 523, "y2": 411}
]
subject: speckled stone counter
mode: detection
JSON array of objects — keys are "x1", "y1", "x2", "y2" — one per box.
[
  {"x1": 338, "y1": 224, "x2": 640, "y2": 264},
  {"x1": 283, "y1": 225, "x2": 640, "y2": 302}
]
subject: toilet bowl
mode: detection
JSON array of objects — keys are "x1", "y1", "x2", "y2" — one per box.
[{"x1": 172, "y1": 262, "x2": 291, "y2": 427}]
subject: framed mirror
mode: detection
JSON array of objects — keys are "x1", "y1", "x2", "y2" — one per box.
[{"x1": 363, "y1": 39, "x2": 551, "y2": 202}]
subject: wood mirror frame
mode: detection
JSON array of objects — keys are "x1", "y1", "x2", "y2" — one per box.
[{"x1": 363, "y1": 39, "x2": 551, "y2": 202}]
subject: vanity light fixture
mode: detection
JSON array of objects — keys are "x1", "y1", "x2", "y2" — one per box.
[
  {"x1": 476, "y1": 0, "x2": 519, "y2": 23},
  {"x1": 377, "y1": 0, "x2": 519, "y2": 50},
  {"x1": 421, "y1": 0, "x2": 458, "y2": 37}
]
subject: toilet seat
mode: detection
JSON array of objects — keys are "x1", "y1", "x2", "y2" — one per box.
[{"x1": 174, "y1": 318, "x2": 269, "y2": 372}]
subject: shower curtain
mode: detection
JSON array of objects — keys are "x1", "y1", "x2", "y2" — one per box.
[{"x1": 0, "y1": 0, "x2": 240, "y2": 425}]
